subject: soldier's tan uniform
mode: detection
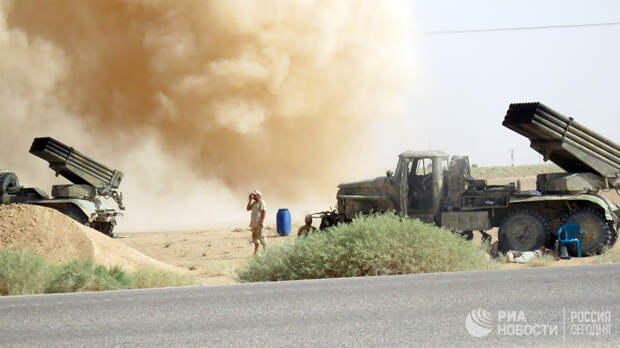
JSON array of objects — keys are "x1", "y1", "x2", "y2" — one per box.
[
  {"x1": 297, "y1": 224, "x2": 317, "y2": 237},
  {"x1": 297, "y1": 215, "x2": 316, "y2": 237},
  {"x1": 250, "y1": 199, "x2": 267, "y2": 246}
]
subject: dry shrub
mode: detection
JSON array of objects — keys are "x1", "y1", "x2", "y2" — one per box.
[
  {"x1": 0, "y1": 249, "x2": 49, "y2": 295},
  {"x1": 590, "y1": 247, "x2": 620, "y2": 264},
  {"x1": 238, "y1": 213, "x2": 495, "y2": 282},
  {"x1": 45, "y1": 260, "x2": 132, "y2": 293},
  {"x1": 0, "y1": 248, "x2": 196, "y2": 296},
  {"x1": 130, "y1": 265, "x2": 197, "y2": 289}
]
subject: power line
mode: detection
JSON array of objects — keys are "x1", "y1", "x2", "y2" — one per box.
[{"x1": 426, "y1": 21, "x2": 620, "y2": 35}]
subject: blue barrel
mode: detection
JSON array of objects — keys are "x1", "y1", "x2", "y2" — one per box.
[{"x1": 276, "y1": 209, "x2": 292, "y2": 236}]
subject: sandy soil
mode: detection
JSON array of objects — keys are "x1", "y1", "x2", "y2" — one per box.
[
  {"x1": 0, "y1": 204, "x2": 92, "y2": 264},
  {"x1": 115, "y1": 174, "x2": 619, "y2": 285},
  {"x1": 118, "y1": 226, "x2": 298, "y2": 285},
  {"x1": 0, "y1": 204, "x2": 183, "y2": 272}
]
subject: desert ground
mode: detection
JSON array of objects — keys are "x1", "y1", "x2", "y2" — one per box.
[
  {"x1": 118, "y1": 226, "x2": 298, "y2": 285},
  {"x1": 115, "y1": 170, "x2": 620, "y2": 285},
  {"x1": 3, "y1": 165, "x2": 616, "y2": 286}
]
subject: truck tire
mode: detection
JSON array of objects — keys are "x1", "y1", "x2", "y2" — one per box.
[
  {"x1": 0, "y1": 172, "x2": 19, "y2": 195},
  {"x1": 564, "y1": 208, "x2": 613, "y2": 256},
  {"x1": 92, "y1": 222, "x2": 117, "y2": 238},
  {"x1": 458, "y1": 231, "x2": 473, "y2": 241},
  {"x1": 319, "y1": 212, "x2": 340, "y2": 231},
  {"x1": 498, "y1": 210, "x2": 550, "y2": 253}
]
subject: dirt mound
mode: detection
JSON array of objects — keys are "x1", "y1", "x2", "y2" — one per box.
[{"x1": 0, "y1": 204, "x2": 181, "y2": 272}]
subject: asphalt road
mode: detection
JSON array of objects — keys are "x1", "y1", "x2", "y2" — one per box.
[{"x1": 1, "y1": 264, "x2": 618, "y2": 347}]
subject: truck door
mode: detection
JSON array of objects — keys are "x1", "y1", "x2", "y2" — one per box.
[
  {"x1": 395, "y1": 158, "x2": 412, "y2": 217},
  {"x1": 409, "y1": 158, "x2": 434, "y2": 212}
]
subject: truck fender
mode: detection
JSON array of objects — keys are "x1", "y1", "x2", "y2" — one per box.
[
  {"x1": 28, "y1": 198, "x2": 102, "y2": 222},
  {"x1": 510, "y1": 194, "x2": 618, "y2": 221}
]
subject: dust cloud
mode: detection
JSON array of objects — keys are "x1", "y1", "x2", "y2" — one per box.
[{"x1": 0, "y1": 0, "x2": 415, "y2": 230}]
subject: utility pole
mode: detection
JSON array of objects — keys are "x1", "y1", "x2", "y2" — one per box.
[{"x1": 509, "y1": 149, "x2": 515, "y2": 167}]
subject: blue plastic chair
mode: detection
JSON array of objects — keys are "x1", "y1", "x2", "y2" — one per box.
[{"x1": 558, "y1": 223, "x2": 583, "y2": 257}]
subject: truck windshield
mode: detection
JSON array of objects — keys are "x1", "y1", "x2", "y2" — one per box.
[{"x1": 415, "y1": 158, "x2": 433, "y2": 176}]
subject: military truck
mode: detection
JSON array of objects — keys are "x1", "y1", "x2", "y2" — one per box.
[
  {"x1": 0, "y1": 137, "x2": 125, "y2": 237},
  {"x1": 319, "y1": 102, "x2": 619, "y2": 255}
]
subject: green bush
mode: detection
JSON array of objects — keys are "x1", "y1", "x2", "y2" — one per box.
[
  {"x1": 45, "y1": 260, "x2": 132, "y2": 293},
  {"x1": 0, "y1": 248, "x2": 195, "y2": 296},
  {"x1": 237, "y1": 213, "x2": 494, "y2": 282},
  {"x1": 130, "y1": 265, "x2": 197, "y2": 289},
  {"x1": 0, "y1": 249, "x2": 50, "y2": 296}
]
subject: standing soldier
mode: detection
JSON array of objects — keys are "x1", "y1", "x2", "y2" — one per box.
[{"x1": 246, "y1": 190, "x2": 267, "y2": 254}]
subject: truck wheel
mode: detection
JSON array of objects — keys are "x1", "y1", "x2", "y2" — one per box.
[
  {"x1": 564, "y1": 208, "x2": 613, "y2": 256},
  {"x1": 610, "y1": 223, "x2": 618, "y2": 248},
  {"x1": 498, "y1": 210, "x2": 549, "y2": 253},
  {"x1": 0, "y1": 172, "x2": 19, "y2": 195},
  {"x1": 96, "y1": 222, "x2": 117, "y2": 238},
  {"x1": 319, "y1": 213, "x2": 339, "y2": 231},
  {"x1": 458, "y1": 231, "x2": 473, "y2": 241}
]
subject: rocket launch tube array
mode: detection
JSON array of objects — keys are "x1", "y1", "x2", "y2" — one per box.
[
  {"x1": 29, "y1": 137, "x2": 123, "y2": 190},
  {"x1": 503, "y1": 102, "x2": 620, "y2": 181}
]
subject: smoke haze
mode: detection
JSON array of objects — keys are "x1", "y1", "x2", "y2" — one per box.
[{"x1": 0, "y1": 0, "x2": 415, "y2": 230}]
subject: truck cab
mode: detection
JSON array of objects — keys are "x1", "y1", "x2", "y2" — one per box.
[
  {"x1": 336, "y1": 151, "x2": 450, "y2": 224},
  {"x1": 394, "y1": 151, "x2": 449, "y2": 222}
]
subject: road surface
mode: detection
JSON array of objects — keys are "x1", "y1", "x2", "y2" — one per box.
[{"x1": 1, "y1": 264, "x2": 618, "y2": 347}]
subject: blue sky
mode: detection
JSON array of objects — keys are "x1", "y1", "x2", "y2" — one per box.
[{"x1": 381, "y1": 0, "x2": 620, "y2": 167}]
